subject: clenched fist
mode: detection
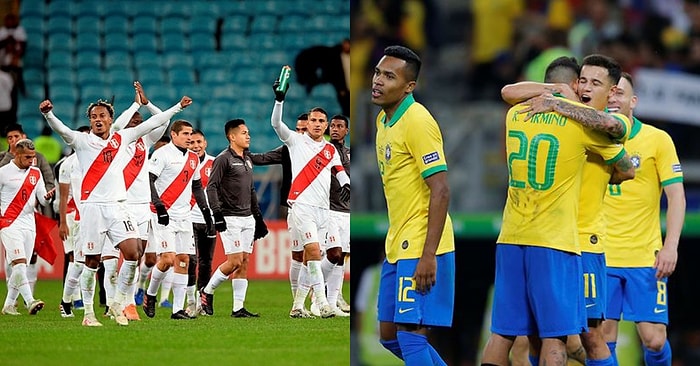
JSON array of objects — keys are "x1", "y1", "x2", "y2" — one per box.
[
  {"x1": 179, "y1": 96, "x2": 193, "y2": 108},
  {"x1": 39, "y1": 100, "x2": 53, "y2": 113}
]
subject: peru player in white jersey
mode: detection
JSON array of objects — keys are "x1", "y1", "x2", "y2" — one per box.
[
  {"x1": 271, "y1": 79, "x2": 350, "y2": 318},
  {"x1": 103, "y1": 82, "x2": 167, "y2": 321},
  {"x1": 40, "y1": 89, "x2": 192, "y2": 326},
  {"x1": 143, "y1": 120, "x2": 213, "y2": 320},
  {"x1": 0, "y1": 139, "x2": 52, "y2": 315}
]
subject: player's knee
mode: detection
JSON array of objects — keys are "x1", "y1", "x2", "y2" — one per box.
[
  {"x1": 291, "y1": 251, "x2": 303, "y2": 262},
  {"x1": 144, "y1": 253, "x2": 157, "y2": 267},
  {"x1": 640, "y1": 331, "x2": 667, "y2": 351},
  {"x1": 326, "y1": 248, "x2": 342, "y2": 264}
]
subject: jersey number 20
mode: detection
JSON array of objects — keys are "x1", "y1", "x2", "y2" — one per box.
[{"x1": 508, "y1": 131, "x2": 559, "y2": 190}]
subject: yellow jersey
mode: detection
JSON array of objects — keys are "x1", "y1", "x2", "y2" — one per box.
[
  {"x1": 497, "y1": 100, "x2": 626, "y2": 254},
  {"x1": 375, "y1": 94, "x2": 455, "y2": 263},
  {"x1": 578, "y1": 112, "x2": 631, "y2": 254},
  {"x1": 604, "y1": 118, "x2": 683, "y2": 267}
]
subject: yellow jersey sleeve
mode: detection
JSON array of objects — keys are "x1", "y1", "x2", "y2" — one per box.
[
  {"x1": 405, "y1": 109, "x2": 448, "y2": 178},
  {"x1": 655, "y1": 130, "x2": 683, "y2": 186}
]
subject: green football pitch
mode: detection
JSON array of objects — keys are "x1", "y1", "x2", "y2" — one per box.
[{"x1": 0, "y1": 279, "x2": 350, "y2": 366}]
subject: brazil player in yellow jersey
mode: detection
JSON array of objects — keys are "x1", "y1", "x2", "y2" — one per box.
[
  {"x1": 601, "y1": 72, "x2": 684, "y2": 366},
  {"x1": 372, "y1": 45, "x2": 455, "y2": 366},
  {"x1": 500, "y1": 55, "x2": 636, "y2": 366}
]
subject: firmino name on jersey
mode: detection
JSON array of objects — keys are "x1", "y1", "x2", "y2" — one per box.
[{"x1": 513, "y1": 111, "x2": 567, "y2": 127}]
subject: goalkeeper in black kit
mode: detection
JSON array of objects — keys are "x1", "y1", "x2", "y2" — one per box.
[{"x1": 199, "y1": 118, "x2": 268, "y2": 318}]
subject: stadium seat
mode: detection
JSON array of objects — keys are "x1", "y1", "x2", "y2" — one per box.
[
  {"x1": 176, "y1": 103, "x2": 201, "y2": 125},
  {"x1": 132, "y1": 34, "x2": 158, "y2": 54},
  {"x1": 160, "y1": 3, "x2": 191, "y2": 20},
  {"x1": 104, "y1": 50, "x2": 133, "y2": 69},
  {"x1": 250, "y1": 15, "x2": 278, "y2": 34},
  {"x1": 248, "y1": 34, "x2": 277, "y2": 50},
  {"x1": 81, "y1": 85, "x2": 110, "y2": 104},
  {"x1": 279, "y1": 15, "x2": 305, "y2": 33},
  {"x1": 74, "y1": 2, "x2": 99, "y2": 19},
  {"x1": 49, "y1": 83, "x2": 79, "y2": 101},
  {"x1": 222, "y1": 15, "x2": 249, "y2": 34},
  {"x1": 47, "y1": 34, "x2": 74, "y2": 53},
  {"x1": 21, "y1": 15, "x2": 44, "y2": 36},
  {"x1": 221, "y1": 33, "x2": 248, "y2": 51},
  {"x1": 98, "y1": 3, "x2": 129, "y2": 19},
  {"x1": 168, "y1": 67, "x2": 196, "y2": 88},
  {"x1": 103, "y1": 15, "x2": 129, "y2": 35},
  {"x1": 75, "y1": 34, "x2": 102, "y2": 54},
  {"x1": 75, "y1": 51, "x2": 102, "y2": 69},
  {"x1": 75, "y1": 15, "x2": 101, "y2": 36},
  {"x1": 133, "y1": 51, "x2": 161, "y2": 70},
  {"x1": 190, "y1": 15, "x2": 217, "y2": 35},
  {"x1": 190, "y1": 2, "x2": 219, "y2": 17},
  {"x1": 147, "y1": 87, "x2": 177, "y2": 108},
  {"x1": 131, "y1": 15, "x2": 157, "y2": 35},
  {"x1": 47, "y1": 0, "x2": 75, "y2": 19},
  {"x1": 163, "y1": 53, "x2": 194, "y2": 69},
  {"x1": 138, "y1": 67, "x2": 165, "y2": 86},
  {"x1": 20, "y1": 0, "x2": 45, "y2": 19},
  {"x1": 106, "y1": 68, "x2": 136, "y2": 87},
  {"x1": 260, "y1": 51, "x2": 290, "y2": 67},
  {"x1": 219, "y1": 1, "x2": 251, "y2": 17},
  {"x1": 200, "y1": 69, "x2": 230, "y2": 87},
  {"x1": 46, "y1": 50, "x2": 73, "y2": 69},
  {"x1": 189, "y1": 33, "x2": 216, "y2": 54},
  {"x1": 161, "y1": 33, "x2": 188, "y2": 53},
  {"x1": 160, "y1": 18, "x2": 188, "y2": 35},
  {"x1": 195, "y1": 52, "x2": 231, "y2": 72},
  {"x1": 210, "y1": 85, "x2": 237, "y2": 104},
  {"x1": 104, "y1": 32, "x2": 131, "y2": 53},
  {"x1": 76, "y1": 66, "x2": 105, "y2": 86},
  {"x1": 229, "y1": 52, "x2": 260, "y2": 69}
]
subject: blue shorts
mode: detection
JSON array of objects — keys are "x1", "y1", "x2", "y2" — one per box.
[
  {"x1": 605, "y1": 267, "x2": 668, "y2": 324},
  {"x1": 582, "y1": 252, "x2": 607, "y2": 320},
  {"x1": 491, "y1": 244, "x2": 587, "y2": 338},
  {"x1": 377, "y1": 252, "x2": 455, "y2": 327}
]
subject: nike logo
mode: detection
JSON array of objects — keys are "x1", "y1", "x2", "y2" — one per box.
[
  {"x1": 398, "y1": 308, "x2": 414, "y2": 314},
  {"x1": 586, "y1": 304, "x2": 596, "y2": 308},
  {"x1": 654, "y1": 308, "x2": 666, "y2": 314}
]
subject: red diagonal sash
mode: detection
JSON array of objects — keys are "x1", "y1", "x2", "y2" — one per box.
[
  {"x1": 152, "y1": 151, "x2": 198, "y2": 211},
  {"x1": 0, "y1": 168, "x2": 41, "y2": 229},
  {"x1": 123, "y1": 137, "x2": 147, "y2": 190},
  {"x1": 81, "y1": 133, "x2": 122, "y2": 201},
  {"x1": 288, "y1": 144, "x2": 336, "y2": 201},
  {"x1": 190, "y1": 157, "x2": 213, "y2": 208},
  {"x1": 67, "y1": 197, "x2": 80, "y2": 220}
]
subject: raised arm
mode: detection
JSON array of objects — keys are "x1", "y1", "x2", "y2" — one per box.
[
  {"x1": 520, "y1": 94, "x2": 625, "y2": 139},
  {"x1": 40, "y1": 100, "x2": 78, "y2": 145},
  {"x1": 112, "y1": 102, "x2": 141, "y2": 131},
  {"x1": 128, "y1": 96, "x2": 191, "y2": 142},
  {"x1": 501, "y1": 81, "x2": 577, "y2": 105},
  {"x1": 271, "y1": 101, "x2": 293, "y2": 142}
]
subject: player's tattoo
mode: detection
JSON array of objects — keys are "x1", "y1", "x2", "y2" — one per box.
[
  {"x1": 616, "y1": 155, "x2": 634, "y2": 172},
  {"x1": 570, "y1": 345, "x2": 586, "y2": 363},
  {"x1": 542, "y1": 349, "x2": 567, "y2": 366},
  {"x1": 553, "y1": 100, "x2": 624, "y2": 138}
]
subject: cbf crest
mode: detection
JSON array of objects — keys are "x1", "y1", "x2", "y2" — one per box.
[
  {"x1": 384, "y1": 144, "x2": 391, "y2": 161},
  {"x1": 630, "y1": 154, "x2": 641, "y2": 168}
]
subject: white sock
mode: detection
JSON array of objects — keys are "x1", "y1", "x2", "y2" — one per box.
[
  {"x1": 160, "y1": 267, "x2": 174, "y2": 303},
  {"x1": 204, "y1": 267, "x2": 228, "y2": 294},
  {"x1": 307, "y1": 260, "x2": 329, "y2": 307},
  {"x1": 62, "y1": 262, "x2": 83, "y2": 303},
  {"x1": 6, "y1": 263, "x2": 33, "y2": 307},
  {"x1": 171, "y1": 273, "x2": 188, "y2": 313},
  {"x1": 289, "y1": 259, "x2": 302, "y2": 299},
  {"x1": 138, "y1": 261, "x2": 153, "y2": 289},
  {"x1": 4, "y1": 262, "x2": 11, "y2": 289},
  {"x1": 186, "y1": 285, "x2": 196, "y2": 307},
  {"x1": 126, "y1": 265, "x2": 139, "y2": 306},
  {"x1": 114, "y1": 260, "x2": 137, "y2": 307},
  {"x1": 71, "y1": 262, "x2": 84, "y2": 302},
  {"x1": 326, "y1": 264, "x2": 344, "y2": 310},
  {"x1": 102, "y1": 258, "x2": 118, "y2": 305},
  {"x1": 147, "y1": 266, "x2": 167, "y2": 297},
  {"x1": 26, "y1": 262, "x2": 37, "y2": 295},
  {"x1": 292, "y1": 265, "x2": 310, "y2": 310},
  {"x1": 80, "y1": 266, "x2": 97, "y2": 316},
  {"x1": 320, "y1": 256, "x2": 334, "y2": 282},
  {"x1": 232, "y1": 278, "x2": 248, "y2": 312}
]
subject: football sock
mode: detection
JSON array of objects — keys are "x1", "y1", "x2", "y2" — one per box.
[
  {"x1": 643, "y1": 340, "x2": 671, "y2": 366},
  {"x1": 320, "y1": 256, "x2": 334, "y2": 282},
  {"x1": 26, "y1": 262, "x2": 37, "y2": 294},
  {"x1": 289, "y1": 259, "x2": 302, "y2": 299},
  {"x1": 396, "y1": 331, "x2": 435, "y2": 365},
  {"x1": 607, "y1": 342, "x2": 618, "y2": 366},
  {"x1": 292, "y1": 265, "x2": 310, "y2": 310},
  {"x1": 138, "y1": 261, "x2": 153, "y2": 289},
  {"x1": 380, "y1": 339, "x2": 404, "y2": 360},
  {"x1": 232, "y1": 278, "x2": 248, "y2": 312},
  {"x1": 307, "y1": 260, "x2": 329, "y2": 306},
  {"x1": 147, "y1": 266, "x2": 167, "y2": 297},
  {"x1": 171, "y1": 273, "x2": 187, "y2": 313},
  {"x1": 326, "y1": 264, "x2": 344, "y2": 309},
  {"x1": 62, "y1": 261, "x2": 83, "y2": 303},
  {"x1": 587, "y1": 356, "x2": 615, "y2": 366},
  {"x1": 159, "y1": 267, "x2": 174, "y2": 303},
  {"x1": 80, "y1": 266, "x2": 97, "y2": 316},
  {"x1": 102, "y1": 258, "x2": 118, "y2": 305},
  {"x1": 114, "y1": 260, "x2": 137, "y2": 307},
  {"x1": 186, "y1": 285, "x2": 196, "y2": 307},
  {"x1": 205, "y1": 267, "x2": 228, "y2": 294},
  {"x1": 528, "y1": 355, "x2": 539, "y2": 366}
]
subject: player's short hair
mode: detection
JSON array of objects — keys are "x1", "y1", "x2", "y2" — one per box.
[
  {"x1": 15, "y1": 138, "x2": 35, "y2": 151},
  {"x1": 308, "y1": 107, "x2": 328, "y2": 121},
  {"x1": 224, "y1": 119, "x2": 246, "y2": 136},
  {"x1": 296, "y1": 113, "x2": 308, "y2": 121},
  {"x1": 330, "y1": 114, "x2": 349, "y2": 128},
  {"x1": 77, "y1": 125, "x2": 91, "y2": 133},
  {"x1": 191, "y1": 129, "x2": 206, "y2": 138},
  {"x1": 86, "y1": 100, "x2": 114, "y2": 119},
  {"x1": 582, "y1": 54, "x2": 622, "y2": 86},
  {"x1": 383, "y1": 45, "x2": 422, "y2": 82},
  {"x1": 171, "y1": 120, "x2": 193, "y2": 133},
  {"x1": 4, "y1": 123, "x2": 24, "y2": 136},
  {"x1": 544, "y1": 56, "x2": 579, "y2": 84},
  {"x1": 620, "y1": 71, "x2": 634, "y2": 88},
  {"x1": 158, "y1": 134, "x2": 171, "y2": 143}
]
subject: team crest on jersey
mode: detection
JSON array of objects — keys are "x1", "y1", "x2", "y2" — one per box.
[
  {"x1": 205, "y1": 167, "x2": 211, "y2": 177},
  {"x1": 189, "y1": 159, "x2": 196, "y2": 169},
  {"x1": 323, "y1": 150, "x2": 332, "y2": 160},
  {"x1": 630, "y1": 154, "x2": 641, "y2": 168},
  {"x1": 29, "y1": 175, "x2": 37, "y2": 185},
  {"x1": 109, "y1": 138, "x2": 120, "y2": 149},
  {"x1": 135, "y1": 141, "x2": 146, "y2": 151},
  {"x1": 384, "y1": 144, "x2": 391, "y2": 161}
]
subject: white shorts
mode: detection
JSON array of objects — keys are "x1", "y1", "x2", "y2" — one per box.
[
  {"x1": 151, "y1": 215, "x2": 195, "y2": 255},
  {"x1": 220, "y1": 215, "x2": 255, "y2": 255},
  {"x1": 62, "y1": 210, "x2": 80, "y2": 254},
  {"x1": 80, "y1": 202, "x2": 138, "y2": 256},
  {"x1": 287, "y1": 208, "x2": 303, "y2": 253},
  {"x1": 1, "y1": 226, "x2": 35, "y2": 263},
  {"x1": 101, "y1": 237, "x2": 120, "y2": 258},
  {"x1": 326, "y1": 210, "x2": 350, "y2": 252},
  {"x1": 289, "y1": 202, "x2": 328, "y2": 248},
  {"x1": 145, "y1": 220, "x2": 156, "y2": 253},
  {"x1": 127, "y1": 202, "x2": 151, "y2": 241}
]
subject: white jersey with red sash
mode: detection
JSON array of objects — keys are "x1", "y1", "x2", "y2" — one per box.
[
  {"x1": 0, "y1": 162, "x2": 47, "y2": 230},
  {"x1": 190, "y1": 154, "x2": 214, "y2": 224},
  {"x1": 149, "y1": 143, "x2": 201, "y2": 220},
  {"x1": 123, "y1": 136, "x2": 157, "y2": 204},
  {"x1": 58, "y1": 153, "x2": 82, "y2": 220},
  {"x1": 286, "y1": 133, "x2": 346, "y2": 208}
]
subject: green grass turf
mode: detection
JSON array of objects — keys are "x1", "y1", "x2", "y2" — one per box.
[{"x1": 0, "y1": 279, "x2": 350, "y2": 366}]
